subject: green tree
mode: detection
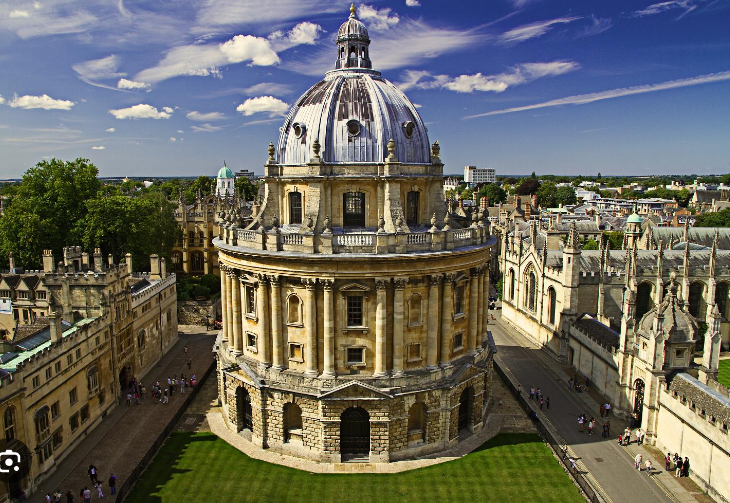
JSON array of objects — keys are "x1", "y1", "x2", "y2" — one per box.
[
  {"x1": 536, "y1": 181, "x2": 557, "y2": 208},
  {"x1": 694, "y1": 208, "x2": 730, "y2": 227},
  {"x1": 78, "y1": 192, "x2": 181, "y2": 269},
  {"x1": 583, "y1": 239, "x2": 599, "y2": 250},
  {"x1": 477, "y1": 183, "x2": 507, "y2": 205},
  {"x1": 555, "y1": 186, "x2": 577, "y2": 206},
  {"x1": 604, "y1": 231, "x2": 624, "y2": 250},
  {"x1": 516, "y1": 178, "x2": 540, "y2": 196},
  {"x1": 235, "y1": 177, "x2": 259, "y2": 201},
  {"x1": 0, "y1": 158, "x2": 101, "y2": 268}
]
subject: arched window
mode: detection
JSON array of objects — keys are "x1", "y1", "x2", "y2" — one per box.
[
  {"x1": 509, "y1": 269, "x2": 515, "y2": 301},
  {"x1": 191, "y1": 251, "x2": 204, "y2": 272},
  {"x1": 87, "y1": 365, "x2": 99, "y2": 394},
  {"x1": 689, "y1": 282, "x2": 705, "y2": 319},
  {"x1": 289, "y1": 192, "x2": 302, "y2": 224},
  {"x1": 636, "y1": 283, "x2": 654, "y2": 321},
  {"x1": 524, "y1": 270, "x2": 536, "y2": 311},
  {"x1": 35, "y1": 406, "x2": 50, "y2": 442},
  {"x1": 408, "y1": 294, "x2": 422, "y2": 325},
  {"x1": 716, "y1": 282, "x2": 729, "y2": 320},
  {"x1": 406, "y1": 191, "x2": 419, "y2": 226},
  {"x1": 4, "y1": 407, "x2": 15, "y2": 442},
  {"x1": 283, "y1": 403, "x2": 303, "y2": 443},
  {"x1": 171, "y1": 251, "x2": 183, "y2": 272},
  {"x1": 198, "y1": 231, "x2": 204, "y2": 244},
  {"x1": 343, "y1": 192, "x2": 365, "y2": 227},
  {"x1": 547, "y1": 287, "x2": 557, "y2": 325},
  {"x1": 137, "y1": 330, "x2": 146, "y2": 349},
  {"x1": 287, "y1": 295, "x2": 302, "y2": 325},
  {"x1": 407, "y1": 402, "x2": 427, "y2": 444}
]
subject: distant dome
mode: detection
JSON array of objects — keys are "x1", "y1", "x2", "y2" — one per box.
[
  {"x1": 276, "y1": 5, "x2": 430, "y2": 165},
  {"x1": 627, "y1": 213, "x2": 642, "y2": 224},
  {"x1": 217, "y1": 164, "x2": 233, "y2": 179}
]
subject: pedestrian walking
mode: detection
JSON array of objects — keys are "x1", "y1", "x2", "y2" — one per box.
[
  {"x1": 666, "y1": 452, "x2": 672, "y2": 472},
  {"x1": 624, "y1": 427, "x2": 631, "y2": 444},
  {"x1": 605, "y1": 420, "x2": 611, "y2": 437},
  {"x1": 605, "y1": 402, "x2": 611, "y2": 416},
  {"x1": 589, "y1": 418, "x2": 596, "y2": 435},
  {"x1": 163, "y1": 389, "x2": 169, "y2": 404},
  {"x1": 108, "y1": 474, "x2": 116, "y2": 496},
  {"x1": 634, "y1": 453, "x2": 643, "y2": 469},
  {"x1": 600, "y1": 404, "x2": 606, "y2": 417},
  {"x1": 536, "y1": 388, "x2": 541, "y2": 401},
  {"x1": 184, "y1": 345, "x2": 188, "y2": 357},
  {"x1": 539, "y1": 397, "x2": 544, "y2": 410},
  {"x1": 167, "y1": 376, "x2": 172, "y2": 395},
  {"x1": 126, "y1": 392, "x2": 132, "y2": 406},
  {"x1": 65, "y1": 489, "x2": 74, "y2": 502},
  {"x1": 645, "y1": 460, "x2": 653, "y2": 476},
  {"x1": 180, "y1": 378, "x2": 185, "y2": 394},
  {"x1": 88, "y1": 465, "x2": 98, "y2": 485},
  {"x1": 578, "y1": 415, "x2": 585, "y2": 432},
  {"x1": 618, "y1": 434, "x2": 623, "y2": 445},
  {"x1": 187, "y1": 357, "x2": 192, "y2": 369},
  {"x1": 95, "y1": 482, "x2": 104, "y2": 499},
  {"x1": 530, "y1": 387, "x2": 535, "y2": 401},
  {"x1": 567, "y1": 378, "x2": 573, "y2": 390},
  {"x1": 82, "y1": 488, "x2": 91, "y2": 503},
  {"x1": 675, "y1": 457, "x2": 683, "y2": 477},
  {"x1": 682, "y1": 457, "x2": 690, "y2": 477}
]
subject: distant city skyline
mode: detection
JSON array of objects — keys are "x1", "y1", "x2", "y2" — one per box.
[{"x1": 1, "y1": 0, "x2": 729, "y2": 178}]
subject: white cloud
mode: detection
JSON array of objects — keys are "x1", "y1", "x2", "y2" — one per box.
[
  {"x1": 196, "y1": 0, "x2": 342, "y2": 30},
  {"x1": 236, "y1": 96, "x2": 289, "y2": 117},
  {"x1": 33, "y1": 2, "x2": 41, "y2": 9},
  {"x1": 243, "y1": 82, "x2": 292, "y2": 96},
  {"x1": 465, "y1": 71, "x2": 730, "y2": 118},
  {"x1": 500, "y1": 17, "x2": 581, "y2": 44},
  {"x1": 406, "y1": 0, "x2": 421, "y2": 6},
  {"x1": 109, "y1": 104, "x2": 173, "y2": 119},
  {"x1": 632, "y1": 0, "x2": 699, "y2": 17},
  {"x1": 3, "y1": 6, "x2": 97, "y2": 39},
  {"x1": 169, "y1": 136, "x2": 177, "y2": 142},
  {"x1": 397, "y1": 70, "x2": 451, "y2": 91},
  {"x1": 177, "y1": 130, "x2": 184, "y2": 133},
  {"x1": 135, "y1": 34, "x2": 279, "y2": 84},
  {"x1": 268, "y1": 22, "x2": 322, "y2": 51},
  {"x1": 358, "y1": 5, "x2": 399, "y2": 31},
  {"x1": 92, "y1": 145, "x2": 105, "y2": 150},
  {"x1": 290, "y1": 19, "x2": 483, "y2": 76},
  {"x1": 72, "y1": 55, "x2": 125, "y2": 81},
  {"x1": 191, "y1": 123, "x2": 224, "y2": 132},
  {"x1": 445, "y1": 75, "x2": 509, "y2": 93},
  {"x1": 117, "y1": 78, "x2": 150, "y2": 90},
  {"x1": 9, "y1": 10, "x2": 30, "y2": 18},
  {"x1": 106, "y1": 127, "x2": 115, "y2": 132},
  {"x1": 8, "y1": 94, "x2": 75, "y2": 110},
  {"x1": 0, "y1": 95, "x2": 4, "y2": 105},
  {"x1": 578, "y1": 16, "x2": 613, "y2": 37},
  {"x1": 187, "y1": 111, "x2": 226, "y2": 121}
]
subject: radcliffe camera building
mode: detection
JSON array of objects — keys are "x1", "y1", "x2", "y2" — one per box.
[{"x1": 214, "y1": 7, "x2": 495, "y2": 462}]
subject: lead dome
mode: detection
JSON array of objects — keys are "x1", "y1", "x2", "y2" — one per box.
[{"x1": 276, "y1": 4, "x2": 430, "y2": 165}]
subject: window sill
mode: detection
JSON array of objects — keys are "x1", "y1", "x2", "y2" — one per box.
[
  {"x1": 406, "y1": 357, "x2": 422, "y2": 363},
  {"x1": 345, "y1": 362, "x2": 366, "y2": 368},
  {"x1": 452, "y1": 345, "x2": 464, "y2": 354},
  {"x1": 286, "y1": 322, "x2": 304, "y2": 328},
  {"x1": 407, "y1": 322, "x2": 423, "y2": 328},
  {"x1": 453, "y1": 313, "x2": 466, "y2": 321},
  {"x1": 244, "y1": 314, "x2": 257, "y2": 321},
  {"x1": 246, "y1": 347, "x2": 258, "y2": 354},
  {"x1": 288, "y1": 358, "x2": 304, "y2": 363},
  {"x1": 343, "y1": 326, "x2": 368, "y2": 333}
]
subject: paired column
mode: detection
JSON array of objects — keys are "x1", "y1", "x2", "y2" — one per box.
[
  {"x1": 321, "y1": 280, "x2": 335, "y2": 377},
  {"x1": 225, "y1": 269, "x2": 234, "y2": 344},
  {"x1": 482, "y1": 267, "x2": 491, "y2": 346},
  {"x1": 392, "y1": 278, "x2": 407, "y2": 376},
  {"x1": 231, "y1": 272, "x2": 242, "y2": 354},
  {"x1": 256, "y1": 275, "x2": 270, "y2": 365},
  {"x1": 427, "y1": 274, "x2": 442, "y2": 369},
  {"x1": 477, "y1": 268, "x2": 484, "y2": 351},
  {"x1": 468, "y1": 269, "x2": 479, "y2": 353},
  {"x1": 304, "y1": 279, "x2": 318, "y2": 376},
  {"x1": 440, "y1": 274, "x2": 454, "y2": 365},
  {"x1": 374, "y1": 278, "x2": 389, "y2": 377},
  {"x1": 270, "y1": 276, "x2": 284, "y2": 369},
  {"x1": 220, "y1": 267, "x2": 228, "y2": 341}
]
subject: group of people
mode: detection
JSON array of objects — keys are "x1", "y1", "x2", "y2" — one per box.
[
  {"x1": 633, "y1": 453, "x2": 654, "y2": 476},
  {"x1": 148, "y1": 373, "x2": 197, "y2": 404},
  {"x1": 668, "y1": 453, "x2": 691, "y2": 478},
  {"x1": 577, "y1": 414, "x2": 599, "y2": 435},
  {"x1": 527, "y1": 386, "x2": 550, "y2": 410},
  {"x1": 44, "y1": 466, "x2": 116, "y2": 502},
  {"x1": 618, "y1": 427, "x2": 646, "y2": 446},
  {"x1": 567, "y1": 375, "x2": 587, "y2": 393}
]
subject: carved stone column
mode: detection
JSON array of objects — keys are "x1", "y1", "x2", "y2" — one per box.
[
  {"x1": 321, "y1": 279, "x2": 335, "y2": 377},
  {"x1": 374, "y1": 278, "x2": 389, "y2": 377},
  {"x1": 483, "y1": 266, "x2": 491, "y2": 345},
  {"x1": 270, "y1": 276, "x2": 283, "y2": 369},
  {"x1": 220, "y1": 266, "x2": 228, "y2": 341},
  {"x1": 304, "y1": 278, "x2": 318, "y2": 376},
  {"x1": 427, "y1": 274, "x2": 442, "y2": 369},
  {"x1": 477, "y1": 268, "x2": 484, "y2": 351},
  {"x1": 225, "y1": 268, "x2": 234, "y2": 343},
  {"x1": 256, "y1": 274, "x2": 270, "y2": 365},
  {"x1": 468, "y1": 269, "x2": 479, "y2": 353},
  {"x1": 231, "y1": 272, "x2": 242, "y2": 355},
  {"x1": 392, "y1": 278, "x2": 407, "y2": 376},
  {"x1": 440, "y1": 273, "x2": 455, "y2": 365}
]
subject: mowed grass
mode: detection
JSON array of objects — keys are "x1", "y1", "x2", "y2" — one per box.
[
  {"x1": 126, "y1": 432, "x2": 582, "y2": 503},
  {"x1": 719, "y1": 359, "x2": 730, "y2": 388}
]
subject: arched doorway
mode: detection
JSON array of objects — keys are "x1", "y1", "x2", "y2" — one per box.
[
  {"x1": 632, "y1": 379, "x2": 645, "y2": 428},
  {"x1": 283, "y1": 403, "x2": 302, "y2": 443},
  {"x1": 340, "y1": 407, "x2": 370, "y2": 459},
  {"x1": 236, "y1": 387, "x2": 253, "y2": 432},
  {"x1": 458, "y1": 388, "x2": 472, "y2": 432},
  {"x1": 119, "y1": 366, "x2": 131, "y2": 394}
]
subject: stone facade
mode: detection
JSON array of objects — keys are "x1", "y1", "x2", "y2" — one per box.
[{"x1": 213, "y1": 8, "x2": 495, "y2": 464}]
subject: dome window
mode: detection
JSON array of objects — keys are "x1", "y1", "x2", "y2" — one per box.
[
  {"x1": 293, "y1": 123, "x2": 306, "y2": 139},
  {"x1": 402, "y1": 121, "x2": 415, "y2": 139},
  {"x1": 346, "y1": 119, "x2": 361, "y2": 137}
]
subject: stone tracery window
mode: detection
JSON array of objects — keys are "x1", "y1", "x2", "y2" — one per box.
[
  {"x1": 688, "y1": 281, "x2": 705, "y2": 320},
  {"x1": 524, "y1": 269, "x2": 537, "y2": 312},
  {"x1": 4, "y1": 407, "x2": 15, "y2": 442},
  {"x1": 716, "y1": 282, "x2": 729, "y2": 320},
  {"x1": 547, "y1": 287, "x2": 557, "y2": 325}
]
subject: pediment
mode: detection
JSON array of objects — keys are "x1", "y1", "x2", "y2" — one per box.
[
  {"x1": 320, "y1": 380, "x2": 392, "y2": 400},
  {"x1": 339, "y1": 282, "x2": 371, "y2": 293}
]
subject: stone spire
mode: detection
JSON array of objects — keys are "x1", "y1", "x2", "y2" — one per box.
[{"x1": 566, "y1": 221, "x2": 580, "y2": 250}]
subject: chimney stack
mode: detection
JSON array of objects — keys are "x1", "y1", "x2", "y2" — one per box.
[
  {"x1": 49, "y1": 310, "x2": 62, "y2": 344},
  {"x1": 160, "y1": 257, "x2": 167, "y2": 279},
  {"x1": 8, "y1": 253, "x2": 15, "y2": 271},
  {"x1": 93, "y1": 248, "x2": 103, "y2": 272},
  {"x1": 43, "y1": 250, "x2": 55, "y2": 273},
  {"x1": 150, "y1": 254, "x2": 161, "y2": 280},
  {"x1": 81, "y1": 252, "x2": 90, "y2": 270},
  {"x1": 125, "y1": 253, "x2": 133, "y2": 275},
  {"x1": 108, "y1": 254, "x2": 114, "y2": 268}
]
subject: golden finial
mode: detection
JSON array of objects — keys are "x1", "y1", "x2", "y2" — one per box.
[{"x1": 350, "y1": 3, "x2": 356, "y2": 17}]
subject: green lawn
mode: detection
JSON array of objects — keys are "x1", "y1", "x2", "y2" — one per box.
[
  {"x1": 126, "y1": 432, "x2": 582, "y2": 503},
  {"x1": 719, "y1": 359, "x2": 730, "y2": 388}
]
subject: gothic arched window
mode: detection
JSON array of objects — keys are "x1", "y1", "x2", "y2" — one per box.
[
  {"x1": 548, "y1": 287, "x2": 557, "y2": 325},
  {"x1": 716, "y1": 282, "x2": 729, "y2": 320},
  {"x1": 688, "y1": 282, "x2": 705, "y2": 320}
]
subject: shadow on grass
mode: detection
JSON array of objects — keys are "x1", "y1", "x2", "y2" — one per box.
[
  {"x1": 471, "y1": 432, "x2": 542, "y2": 453},
  {"x1": 126, "y1": 432, "x2": 217, "y2": 503}
]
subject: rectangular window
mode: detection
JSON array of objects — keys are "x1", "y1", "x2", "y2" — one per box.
[
  {"x1": 37, "y1": 291, "x2": 47, "y2": 300},
  {"x1": 87, "y1": 371, "x2": 99, "y2": 395},
  {"x1": 288, "y1": 343, "x2": 303, "y2": 362},
  {"x1": 246, "y1": 333, "x2": 257, "y2": 351},
  {"x1": 343, "y1": 192, "x2": 366, "y2": 227},
  {"x1": 676, "y1": 349, "x2": 685, "y2": 359},
  {"x1": 289, "y1": 191, "x2": 303, "y2": 225},
  {"x1": 406, "y1": 191, "x2": 419, "y2": 226},
  {"x1": 246, "y1": 285, "x2": 256, "y2": 316},
  {"x1": 45, "y1": 367, "x2": 52, "y2": 380},
  {"x1": 54, "y1": 361, "x2": 61, "y2": 373},
  {"x1": 453, "y1": 333, "x2": 464, "y2": 351},
  {"x1": 80, "y1": 405, "x2": 89, "y2": 423},
  {"x1": 407, "y1": 343, "x2": 421, "y2": 361},
  {"x1": 38, "y1": 441, "x2": 53, "y2": 463},
  {"x1": 32, "y1": 375, "x2": 40, "y2": 388},
  {"x1": 69, "y1": 413, "x2": 79, "y2": 432},
  {"x1": 346, "y1": 347, "x2": 365, "y2": 364},
  {"x1": 67, "y1": 354, "x2": 73, "y2": 365},
  {"x1": 347, "y1": 295, "x2": 364, "y2": 326},
  {"x1": 76, "y1": 348, "x2": 81, "y2": 360},
  {"x1": 69, "y1": 387, "x2": 78, "y2": 406},
  {"x1": 51, "y1": 401, "x2": 60, "y2": 421},
  {"x1": 52, "y1": 428, "x2": 63, "y2": 449}
]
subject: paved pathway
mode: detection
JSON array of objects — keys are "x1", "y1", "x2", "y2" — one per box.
[
  {"x1": 33, "y1": 327, "x2": 216, "y2": 501},
  {"x1": 490, "y1": 311, "x2": 699, "y2": 503}
]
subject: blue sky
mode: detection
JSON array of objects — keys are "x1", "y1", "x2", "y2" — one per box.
[{"x1": 0, "y1": 0, "x2": 729, "y2": 178}]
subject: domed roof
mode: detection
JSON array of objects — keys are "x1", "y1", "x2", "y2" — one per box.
[
  {"x1": 276, "y1": 7, "x2": 430, "y2": 166},
  {"x1": 217, "y1": 164, "x2": 233, "y2": 179},
  {"x1": 338, "y1": 4, "x2": 369, "y2": 41},
  {"x1": 638, "y1": 286, "x2": 698, "y2": 343},
  {"x1": 627, "y1": 212, "x2": 642, "y2": 224}
]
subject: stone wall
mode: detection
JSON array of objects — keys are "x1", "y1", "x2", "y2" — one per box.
[{"x1": 177, "y1": 299, "x2": 220, "y2": 326}]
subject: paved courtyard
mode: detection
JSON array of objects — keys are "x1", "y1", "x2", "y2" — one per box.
[{"x1": 33, "y1": 327, "x2": 216, "y2": 500}]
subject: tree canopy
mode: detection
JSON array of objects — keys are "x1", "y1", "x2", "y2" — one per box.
[
  {"x1": 694, "y1": 208, "x2": 730, "y2": 227},
  {"x1": 477, "y1": 183, "x2": 507, "y2": 205},
  {"x1": 515, "y1": 178, "x2": 540, "y2": 196}
]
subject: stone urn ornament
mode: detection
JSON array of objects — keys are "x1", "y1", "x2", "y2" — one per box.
[
  {"x1": 323, "y1": 215, "x2": 332, "y2": 234},
  {"x1": 267, "y1": 142, "x2": 275, "y2": 162},
  {"x1": 312, "y1": 138, "x2": 321, "y2": 158},
  {"x1": 306, "y1": 215, "x2": 314, "y2": 230},
  {"x1": 378, "y1": 214, "x2": 386, "y2": 233},
  {"x1": 395, "y1": 216, "x2": 404, "y2": 232},
  {"x1": 387, "y1": 138, "x2": 396, "y2": 160},
  {"x1": 443, "y1": 212, "x2": 451, "y2": 231},
  {"x1": 430, "y1": 213, "x2": 438, "y2": 232}
]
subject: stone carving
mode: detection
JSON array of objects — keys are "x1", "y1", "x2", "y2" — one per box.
[
  {"x1": 268, "y1": 142, "x2": 275, "y2": 161},
  {"x1": 387, "y1": 138, "x2": 396, "y2": 160},
  {"x1": 312, "y1": 138, "x2": 321, "y2": 158},
  {"x1": 431, "y1": 140, "x2": 440, "y2": 158},
  {"x1": 393, "y1": 278, "x2": 408, "y2": 289},
  {"x1": 375, "y1": 278, "x2": 390, "y2": 290}
]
